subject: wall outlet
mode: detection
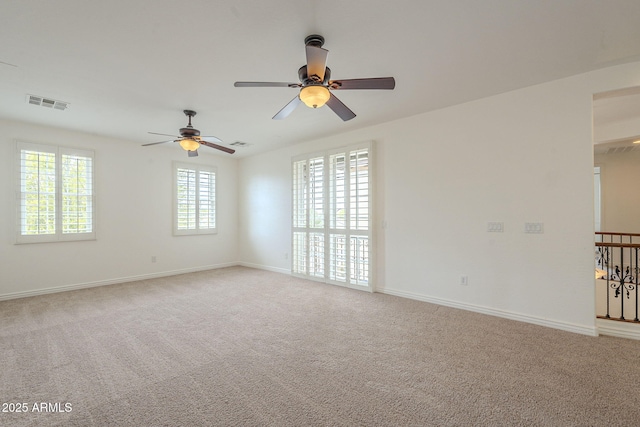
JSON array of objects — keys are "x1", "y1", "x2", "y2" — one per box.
[
  {"x1": 460, "y1": 275, "x2": 468, "y2": 286},
  {"x1": 151, "y1": 256, "x2": 157, "y2": 263},
  {"x1": 284, "y1": 252, "x2": 289, "y2": 260}
]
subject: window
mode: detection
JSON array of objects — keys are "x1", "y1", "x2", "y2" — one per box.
[
  {"x1": 16, "y1": 141, "x2": 95, "y2": 243},
  {"x1": 292, "y1": 142, "x2": 373, "y2": 290},
  {"x1": 173, "y1": 162, "x2": 216, "y2": 235}
]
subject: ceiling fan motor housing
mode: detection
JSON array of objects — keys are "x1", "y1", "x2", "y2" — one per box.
[
  {"x1": 298, "y1": 65, "x2": 331, "y2": 85},
  {"x1": 179, "y1": 127, "x2": 200, "y2": 137}
]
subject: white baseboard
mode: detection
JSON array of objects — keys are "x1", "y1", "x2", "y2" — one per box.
[
  {"x1": 379, "y1": 287, "x2": 598, "y2": 337},
  {"x1": 596, "y1": 318, "x2": 640, "y2": 340},
  {"x1": 0, "y1": 262, "x2": 239, "y2": 301},
  {"x1": 238, "y1": 261, "x2": 291, "y2": 275},
  {"x1": 4, "y1": 265, "x2": 614, "y2": 340}
]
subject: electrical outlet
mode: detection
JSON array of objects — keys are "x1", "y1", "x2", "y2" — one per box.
[
  {"x1": 460, "y1": 275, "x2": 468, "y2": 286},
  {"x1": 284, "y1": 252, "x2": 289, "y2": 260},
  {"x1": 151, "y1": 256, "x2": 157, "y2": 263}
]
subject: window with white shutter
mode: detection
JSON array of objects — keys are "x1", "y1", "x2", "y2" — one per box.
[
  {"x1": 173, "y1": 162, "x2": 216, "y2": 235},
  {"x1": 16, "y1": 141, "x2": 95, "y2": 244},
  {"x1": 292, "y1": 142, "x2": 373, "y2": 290}
]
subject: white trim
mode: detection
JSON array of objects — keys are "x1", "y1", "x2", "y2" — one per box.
[
  {"x1": 379, "y1": 287, "x2": 598, "y2": 337},
  {"x1": 15, "y1": 140, "x2": 96, "y2": 243},
  {"x1": 238, "y1": 261, "x2": 291, "y2": 275},
  {"x1": 173, "y1": 161, "x2": 217, "y2": 236},
  {"x1": 292, "y1": 149, "x2": 326, "y2": 163},
  {"x1": 593, "y1": 165, "x2": 602, "y2": 232},
  {"x1": 0, "y1": 263, "x2": 238, "y2": 301},
  {"x1": 596, "y1": 318, "x2": 640, "y2": 340},
  {"x1": 291, "y1": 141, "x2": 374, "y2": 291}
]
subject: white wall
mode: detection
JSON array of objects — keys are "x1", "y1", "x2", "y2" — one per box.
[
  {"x1": 237, "y1": 149, "x2": 293, "y2": 274},
  {"x1": 5, "y1": 62, "x2": 640, "y2": 335},
  {"x1": 594, "y1": 115, "x2": 640, "y2": 143},
  {"x1": 238, "y1": 60, "x2": 640, "y2": 336},
  {"x1": 0, "y1": 119, "x2": 238, "y2": 298},
  {"x1": 595, "y1": 149, "x2": 640, "y2": 233}
]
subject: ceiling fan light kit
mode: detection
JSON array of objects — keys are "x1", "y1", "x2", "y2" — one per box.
[
  {"x1": 300, "y1": 85, "x2": 330, "y2": 108},
  {"x1": 179, "y1": 138, "x2": 200, "y2": 152},
  {"x1": 234, "y1": 34, "x2": 395, "y2": 121}
]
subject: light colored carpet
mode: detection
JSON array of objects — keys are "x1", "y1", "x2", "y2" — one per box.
[{"x1": 1, "y1": 266, "x2": 639, "y2": 426}]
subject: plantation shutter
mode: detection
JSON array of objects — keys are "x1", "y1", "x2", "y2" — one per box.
[
  {"x1": 17, "y1": 142, "x2": 95, "y2": 243},
  {"x1": 292, "y1": 142, "x2": 373, "y2": 290},
  {"x1": 61, "y1": 152, "x2": 94, "y2": 234},
  {"x1": 20, "y1": 146, "x2": 57, "y2": 237},
  {"x1": 198, "y1": 170, "x2": 216, "y2": 229},
  {"x1": 174, "y1": 162, "x2": 216, "y2": 235},
  {"x1": 176, "y1": 168, "x2": 197, "y2": 230},
  {"x1": 292, "y1": 160, "x2": 308, "y2": 274}
]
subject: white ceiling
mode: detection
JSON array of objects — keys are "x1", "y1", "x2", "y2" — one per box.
[{"x1": 2, "y1": 0, "x2": 640, "y2": 157}]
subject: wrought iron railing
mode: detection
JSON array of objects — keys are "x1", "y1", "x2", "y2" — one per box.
[{"x1": 595, "y1": 232, "x2": 640, "y2": 322}]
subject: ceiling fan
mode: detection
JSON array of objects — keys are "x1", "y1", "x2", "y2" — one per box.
[
  {"x1": 234, "y1": 35, "x2": 395, "y2": 121},
  {"x1": 143, "y1": 110, "x2": 235, "y2": 157}
]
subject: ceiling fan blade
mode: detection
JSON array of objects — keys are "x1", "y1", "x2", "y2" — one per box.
[
  {"x1": 200, "y1": 141, "x2": 236, "y2": 154},
  {"x1": 329, "y1": 77, "x2": 396, "y2": 90},
  {"x1": 148, "y1": 131, "x2": 180, "y2": 138},
  {"x1": 273, "y1": 96, "x2": 302, "y2": 120},
  {"x1": 326, "y1": 93, "x2": 356, "y2": 121},
  {"x1": 306, "y1": 45, "x2": 328, "y2": 81},
  {"x1": 234, "y1": 81, "x2": 299, "y2": 88},
  {"x1": 200, "y1": 136, "x2": 223, "y2": 143},
  {"x1": 142, "y1": 140, "x2": 174, "y2": 146},
  {"x1": 188, "y1": 150, "x2": 198, "y2": 157}
]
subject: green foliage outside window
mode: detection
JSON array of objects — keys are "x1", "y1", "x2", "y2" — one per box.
[{"x1": 20, "y1": 147, "x2": 93, "y2": 239}]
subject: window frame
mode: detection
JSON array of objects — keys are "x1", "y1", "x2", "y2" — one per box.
[
  {"x1": 292, "y1": 141, "x2": 374, "y2": 291},
  {"x1": 15, "y1": 141, "x2": 96, "y2": 244},
  {"x1": 173, "y1": 161, "x2": 217, "y2": 236}
]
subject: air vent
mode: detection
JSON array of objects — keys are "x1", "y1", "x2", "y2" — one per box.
[
  {"x1": 27, "y1": 94, "x2": 69, "y2": 111},
  {"x1": 605, "y1": 146, "x2": 639, "y2": 155},
  {"x1": 230, "y1": 141, "x2": 252, "y2": 147}
]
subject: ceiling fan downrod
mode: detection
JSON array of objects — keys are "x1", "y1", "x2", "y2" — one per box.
[{"x1": 181, "y1": 110, "x2": 200, "y2": 137}]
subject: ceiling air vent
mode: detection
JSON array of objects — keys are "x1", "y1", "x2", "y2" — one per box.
[
  {"x1": 230, "y1": 141, "x2": 252, "y2": 147},
  {"x1": 605, "y1": 146, "x2": 639, "y2": 155},
  {"x1": 27, "y1": 94, "x2": 69, "y2": 111}
]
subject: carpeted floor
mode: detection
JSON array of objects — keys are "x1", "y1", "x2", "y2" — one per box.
[{"x1": 1, "y1": 266, "x2": 640, "y2": 426}]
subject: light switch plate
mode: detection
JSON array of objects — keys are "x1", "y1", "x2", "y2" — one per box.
[
  {"x1": 524, "y1": 222, "x2": 544, "y2": 233},
  {"x1": 487, "y1": 222, "x2": 504, "y2": 232}
]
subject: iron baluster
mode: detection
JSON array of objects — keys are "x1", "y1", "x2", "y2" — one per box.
[
  {"x1": 608, "y1": 248, "x2": 635, "y2": 321},
  {"x1": 595, "y1": 233, "x2": 640, "y2": 323},
  {"x1": 605, "y1": 246, "x2": 611, "y2": 319},
  {"x1": 633, "y1": 248, "x2": 640, "y2": 322}
]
